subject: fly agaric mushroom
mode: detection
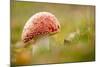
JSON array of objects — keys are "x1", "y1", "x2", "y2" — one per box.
[{"x1": 21, "y1": 12, "x2": 60, "y2": 54}]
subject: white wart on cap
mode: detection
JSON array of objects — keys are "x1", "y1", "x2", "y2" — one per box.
[{"x1": 22, "y1": 12, "x2": 60, "y2": 43}]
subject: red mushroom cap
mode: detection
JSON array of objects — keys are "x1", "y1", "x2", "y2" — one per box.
[{"x1": 22, "y1": 12, "x2": 60, "y2": 43}]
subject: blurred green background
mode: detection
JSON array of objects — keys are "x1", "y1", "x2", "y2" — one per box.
[{"x1": 11, "y1": 1, "x2": 95, "y2": 66}]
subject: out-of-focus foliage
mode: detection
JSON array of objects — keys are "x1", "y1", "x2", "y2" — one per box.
[{"x1": 11, "y1": 1, "x2": 95, "y2": 66}]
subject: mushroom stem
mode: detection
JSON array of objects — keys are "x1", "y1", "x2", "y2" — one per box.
[{"x1": 32, "y1": 35, "x2": 50, "y2": 55}]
